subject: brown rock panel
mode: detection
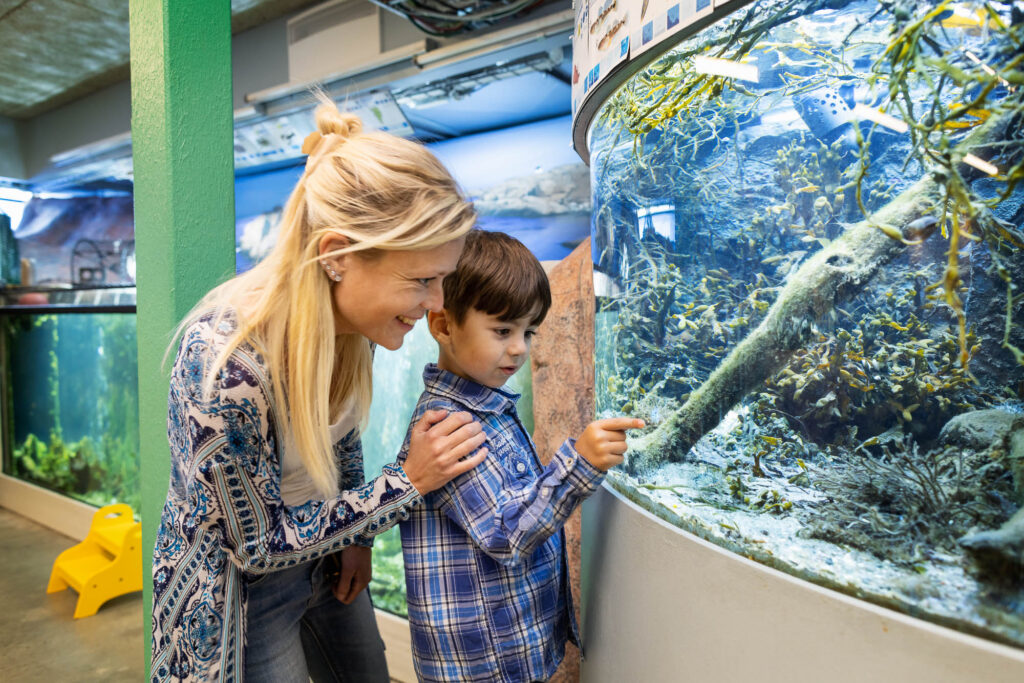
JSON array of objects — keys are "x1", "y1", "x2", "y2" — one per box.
[{"x1": 531, "y1": 238, "x2": 594, "y2": 683}]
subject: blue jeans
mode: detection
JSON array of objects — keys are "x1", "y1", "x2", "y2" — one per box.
[{"x1": 244, "y1": 556, "x2": 389, "y2": 683}]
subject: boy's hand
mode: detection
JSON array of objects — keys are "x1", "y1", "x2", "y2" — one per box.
[
  {"x1": 576, "y1": 418, "x2": 646, "y2": 471},
  {"x1": 404, "y1": 409, "x2": 489, "y2": 495}
]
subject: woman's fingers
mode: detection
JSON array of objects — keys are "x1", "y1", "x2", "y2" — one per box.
[
  {"x1": 444, "y1": 428, "x2": 487, "y2": 462},
  {"x1": 425, "y1": 410, "x2": 475, "y2": 438},
  {"x1": 450, "y1": 447, "x2": 488, "y2": 477},
  {"x1": 333, "y1": 570, "x2": 355, "y2": 603},
  {"x1": 405, "y1": 410, "x2": 489, "y2": 494},
  {"x1": 413, "y1": 408, "x2": 451, "y2": 433},
  {"x1": 343, "y1": 572, "x2": 369, "y2": 604}
]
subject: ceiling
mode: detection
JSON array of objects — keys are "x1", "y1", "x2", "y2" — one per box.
[
  {"x1": 0, "y1": 0, "x2": 323, "y2": 119},
  {"x1": 11, "y1": 0, "x2": 575, "y2": 190}
]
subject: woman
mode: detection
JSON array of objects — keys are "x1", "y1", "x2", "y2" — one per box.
[{"x1": 151, "y1": 98, "x2": 487, "y2": 683}]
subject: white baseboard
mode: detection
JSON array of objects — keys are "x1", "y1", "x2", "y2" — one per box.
[
  {"x1": 376, "y1": 608, "x2": 415, "y2": 682},
  {"x1": 0, "y1": 474, "x2": 95, "y2": 540}
]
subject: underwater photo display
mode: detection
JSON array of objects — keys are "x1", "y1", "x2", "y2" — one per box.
[{"x1": 590, "y1": 0, "x2": 1024, "y2": 647}]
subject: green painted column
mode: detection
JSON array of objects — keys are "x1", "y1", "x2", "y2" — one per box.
[{"x1": 129, "y1": 0, "x2": 235, "y2": 671}]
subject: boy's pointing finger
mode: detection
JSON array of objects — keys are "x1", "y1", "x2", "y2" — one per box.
[{"x1": 594, "y1": 417, "x2": 646, "y2": 432}]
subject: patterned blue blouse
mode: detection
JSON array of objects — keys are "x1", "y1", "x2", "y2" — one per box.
[
  {"x1": 398, "y1": 364, "x2": 605, "y2": 682},
  {"x1": 151, "y1": 315, "x2": 423, "y2": 682}
]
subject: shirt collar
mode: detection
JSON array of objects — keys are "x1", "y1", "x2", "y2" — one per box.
[{"x1": 422, "y1": 363, "x2": 520, "y2": 414}]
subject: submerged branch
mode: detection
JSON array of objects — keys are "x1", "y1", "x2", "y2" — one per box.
[
  {"x1": 626, "y1": 106, "x2": 1020, "y2": 475},
  {"x1": 627, "y1": 181, "x2": 940, "y2": 474}
]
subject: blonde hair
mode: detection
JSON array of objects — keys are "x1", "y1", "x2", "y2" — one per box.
[{"x1": 177, "y1": 95, "x2": 476, "y2": 498}]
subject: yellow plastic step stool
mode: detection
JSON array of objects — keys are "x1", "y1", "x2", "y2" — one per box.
[{"x1": 47, "y1": 503, "x2": 142, "y2": 618}]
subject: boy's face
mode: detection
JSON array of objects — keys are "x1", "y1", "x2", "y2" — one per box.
[{"x1": 432, "y1": 307, "x2": 540, "y2": 389}]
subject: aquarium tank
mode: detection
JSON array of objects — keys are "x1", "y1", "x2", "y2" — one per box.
[
  {"x1": 4, "y1": 312, "x2": 141, "y2": 513},
  {"x1": 590, "y1": 0, "x2": 1024, "y2": 648}
]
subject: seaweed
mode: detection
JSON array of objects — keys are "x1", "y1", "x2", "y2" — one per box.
[
  {"x1": 802, "y1": 430, "x2": 1016, "y2": 567},
  {"x1": 594, "y1": 0, "x2": 1024, "y2": 473}
]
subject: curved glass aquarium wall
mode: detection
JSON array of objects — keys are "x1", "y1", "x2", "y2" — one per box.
[
  {"x1": 590, "y1": 0, "x2": 1024, "y2": 648},
  {"x1": 3, "y1": 311, "x2": 140, "y2": 512}
]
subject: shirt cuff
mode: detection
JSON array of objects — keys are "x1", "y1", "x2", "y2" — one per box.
[{"x1": 556, "y1": 438, "x2": 606, "y2": 496}]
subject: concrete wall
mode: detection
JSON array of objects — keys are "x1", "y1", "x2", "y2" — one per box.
[
  {"x1": 0, "y1": 115, "x2": 25, "y2": 180},
  {"x1": 20, "y1": 79, "x2": 132, "y2": 177},
  {"x1": 230, "y1": 15, "x2": 289, "y2": 110}
]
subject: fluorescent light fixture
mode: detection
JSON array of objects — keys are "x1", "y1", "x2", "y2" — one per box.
[
  {"x1": 0, "y1": 187, "x2": 31, "y2": 202},
  {"x1": 692, "y1": 55, "x2": 759, "y2": 83},
  {"x1": 962, "y1": 153, "x2": 999, "y2": 176},
  {"x1": 852, "y1": 103, "x2": 909, "y2": 133}
]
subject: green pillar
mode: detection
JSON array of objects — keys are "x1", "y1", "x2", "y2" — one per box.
[{"x1": 129, "y1": 0, "x2": 235, "y2": 671}]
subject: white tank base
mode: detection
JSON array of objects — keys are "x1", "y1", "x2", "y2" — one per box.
[{"x1": 580, "y1": 485, "x2": 1024, "y2": 683}]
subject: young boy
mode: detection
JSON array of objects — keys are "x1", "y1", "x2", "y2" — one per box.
[{"x1": 397, "y1": 230, "x2": 643, "y2": 682}]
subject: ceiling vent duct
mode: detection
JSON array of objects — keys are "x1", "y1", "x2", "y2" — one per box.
[{"x1": 287, "y1": 0, "x2": 428, "y2": 84}]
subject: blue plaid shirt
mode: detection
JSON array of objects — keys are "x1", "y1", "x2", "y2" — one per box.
[{"x1": 398, "y1": 364, "x2": 605, "y2": 682}]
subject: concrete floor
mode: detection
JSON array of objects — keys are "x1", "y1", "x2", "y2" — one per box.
[{"x1": 0, "y1": 506, "x2": 143, "y2": 682}]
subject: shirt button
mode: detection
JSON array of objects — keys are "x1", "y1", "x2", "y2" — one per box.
[{"x1": 516, "y1": 463, "x2": 526, "y2": 473}]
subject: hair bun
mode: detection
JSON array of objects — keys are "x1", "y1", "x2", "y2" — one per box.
[{"x1": 313, "y1": 99, "x2": 363, "y2": 141}]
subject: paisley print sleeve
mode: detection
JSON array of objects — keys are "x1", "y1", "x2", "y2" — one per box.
[
  {"x1": 171, "y1": 321, "x2": 421, "y2": 574},
  {"x1": 335, "y1": 427, "x2": 366, "y2": 491},
  {"x1": 335, "y1": 428, "x2": 374, "y2": 548}
]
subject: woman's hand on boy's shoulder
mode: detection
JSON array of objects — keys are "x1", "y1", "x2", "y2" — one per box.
[
  {"x1": 576, "y1": 418, "x2": 645, "y2": 472},
  {"x1": 404, "y1": 409, "x2": 489, "y2": 495}
]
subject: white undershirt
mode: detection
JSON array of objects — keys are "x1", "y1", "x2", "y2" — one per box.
[{"x1": 280, "y1": 399, "x2": 358, "y2": 507}]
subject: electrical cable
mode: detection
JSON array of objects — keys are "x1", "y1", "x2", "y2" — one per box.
[{"x1": 365, "y1": 0, "x2": 549, "y2": 34}]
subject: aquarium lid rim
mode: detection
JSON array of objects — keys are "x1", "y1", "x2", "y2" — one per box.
[{"x1": 572, "y1": 0, "x2": 756, "y2": 165}]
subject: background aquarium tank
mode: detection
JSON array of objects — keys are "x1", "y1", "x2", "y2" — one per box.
[
  {"x1": 590, "y1": 0, "x2": 1024, "y2": 648},
  {"x1": 4, "y1": 312, "x2": 140, "y2": 512}
]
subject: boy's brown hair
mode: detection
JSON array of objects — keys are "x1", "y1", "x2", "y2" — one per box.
[{"x1": 442, "y1": 229, "x2": 551, "y2": 326}]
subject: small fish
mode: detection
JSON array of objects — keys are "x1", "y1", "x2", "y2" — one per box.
[
  {"x1": 590, "y1": 0, "x2": 618, "y2": 35},
  {"x1": 795, "y1": 184, "x2": 821, "y2": 194},
  {"x1": 939, "y1": 7, "x2": 993, "y2": 33},
  {"x1": 904, "y1": 215, "x2": 938, "y2": 241},
  {"x1": 875, "y1": 222, "x2": 923, "y2": 245}
]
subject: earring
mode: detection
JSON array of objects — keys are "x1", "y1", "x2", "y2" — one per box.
[{"x1": 322, "y1": 262, "x2": 343, "y2": 282}]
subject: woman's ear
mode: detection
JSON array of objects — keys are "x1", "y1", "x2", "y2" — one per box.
[
  {"x1": 428, "y1": 310, "x2": 453, "y2": 345},
  {"x1": 318, "y1": 233, "x2": 352, "y2": 274}
]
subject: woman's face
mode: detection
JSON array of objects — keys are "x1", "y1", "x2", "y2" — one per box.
[{"x1": 326, "y1": 236, "x2": 466, "y2": 350}]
